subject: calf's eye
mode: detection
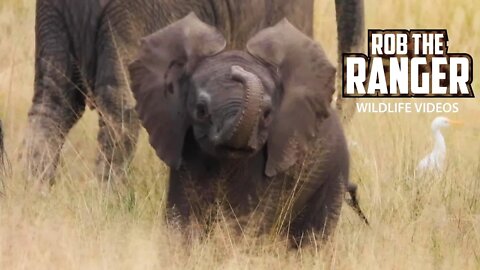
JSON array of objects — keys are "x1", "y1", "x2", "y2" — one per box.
[
  {"x1": 195, "y1": 102, "x2": 209, "y2": 121},
  {"x1": 263, "y1": 108, "x2": 271, "y2": 120}
]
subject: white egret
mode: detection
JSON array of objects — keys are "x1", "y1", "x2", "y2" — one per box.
[{"x1": 416, "y1": 116, "x2": 462, "y2": 173}]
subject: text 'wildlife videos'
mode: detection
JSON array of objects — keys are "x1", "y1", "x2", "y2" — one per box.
[{"x1": 355, "y1": 102, "x2": 459, "y2": 113}]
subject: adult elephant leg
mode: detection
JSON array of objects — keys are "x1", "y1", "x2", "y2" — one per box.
[
  {"x1": 94, "y1": 27, "x2": 139, "y2": 183},
  {"x1": 25, "y1": 1, "x2": 86, "y2": 185},
  {"x1": 335, "y1": 0, "x2": 365, "y2": 121}
]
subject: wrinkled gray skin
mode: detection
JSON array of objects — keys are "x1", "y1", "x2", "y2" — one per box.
[
  {"x1": 25, "y1": 0, "x2": 364, "y2": 184},
  {"x1": 129, "y1": 14, "x2": 363, "y2": 245},
  {"x1": 335, "y1": 0, "x2": 365, "y2": 121}
]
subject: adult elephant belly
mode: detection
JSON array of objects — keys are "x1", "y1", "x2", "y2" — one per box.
[
  {"x1": 205, "y1": 0, "x2": 314, "y2": 49},
  {"x1": 108, "y1": 0, "x2": 314, "y2": 51}
]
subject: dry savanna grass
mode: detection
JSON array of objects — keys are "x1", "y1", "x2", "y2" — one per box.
[{"x1": 0, "y1": 0, "x2": 479, "y2": 269}]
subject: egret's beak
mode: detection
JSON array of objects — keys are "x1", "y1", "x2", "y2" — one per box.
[{"x1": 447, "y1": 119, "x2": 463, "y2": 126}]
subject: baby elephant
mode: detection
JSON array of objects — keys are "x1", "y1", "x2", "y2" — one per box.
[{"x1": 130, "y1": 13, "x2": 354, "y2": 244}]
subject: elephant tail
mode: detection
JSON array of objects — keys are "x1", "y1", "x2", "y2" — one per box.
[{"x1": 345, "y1": 182, "x2": 370, "y2": 226}]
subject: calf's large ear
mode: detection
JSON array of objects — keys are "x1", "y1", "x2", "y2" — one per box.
[
  {"x1": 129, "y1": 12, "x2": 226, "y2": 168},
  {"x1": 247, "y1": 19, "x2": 336, "y2": 177}
]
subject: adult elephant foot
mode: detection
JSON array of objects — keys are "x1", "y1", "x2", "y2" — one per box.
[
  {"x1": 24, "y1": 118, "x2": 62, "y2": 185},
  {"x1": 94, "y1": 85, "x2": 139, "y2": 184},
  {"x1": 24, "y1": 102, "x2": 84, "y2": 192},
  {"x1": 24, "y1": 72, "x2": 86, "y2": 188}
]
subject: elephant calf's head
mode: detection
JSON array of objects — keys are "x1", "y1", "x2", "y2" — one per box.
[
  {"x1": 129, "y1": 13, "x2": 335, "y2": 175},
  {"x1": 187, "y1": 52, "x2": 275, "y2": 158}
]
